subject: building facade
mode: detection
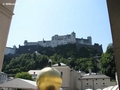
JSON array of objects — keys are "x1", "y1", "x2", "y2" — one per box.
[
  {"x1": 8, "y1": 32, "x2": 103, "y2": 55},
  {"x1": 52, "y1": 63, "x2": 78, "y2": 90},
  {"x1": 24, "y1": 32, "x2": 92, "y2": 48},
  {"x1": 80, "y1": 75, "x2": 111, "y2": 90},
  {"x1": 28, "y1": 63, "x2": 116, "y2": 90},
  {"x1": 28, "y1": 70, "x2": 41, "y2": 79},
  {"x1": 4, "y1": 46, "x2": 16, "y2": 55},
  {"x1": 0, "y1": 0, "x2": 16, "y2": 72},
  {"x1": 28, "y1": 63, "x2": 81, "y2": 90},
  {"x1": 0, "y1": 72, "x2": 7, "y2": 84}
]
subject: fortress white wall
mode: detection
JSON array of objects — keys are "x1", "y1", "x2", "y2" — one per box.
[{"x1": 24, "y1": 32, "x2": 91, "y2": 48}]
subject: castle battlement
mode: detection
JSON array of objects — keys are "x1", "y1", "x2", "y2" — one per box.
[{"x1": 24, "y1": 32, "x2": 92, "y2": 48}]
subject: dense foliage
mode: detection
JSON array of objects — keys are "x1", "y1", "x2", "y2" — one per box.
[
  {"x1": 2, "y1": 44, "x2": 99, "y2": 74},
  {"x1": 100, "y1": 43, "x2": 116, "y2": 79},
  {"x1": 2, "y1": 43, "x2": 116, "y2": 79},
  {"x1": 15, "y1": 72, "x2": 33, "y2": 80},
  {"x1": 2, "y1": 54, "x2": 49, "y2": 74}
]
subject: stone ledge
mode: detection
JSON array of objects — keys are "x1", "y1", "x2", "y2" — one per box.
[{"x1": 0, "y1": 4, "x2": 14, "y2": 19}]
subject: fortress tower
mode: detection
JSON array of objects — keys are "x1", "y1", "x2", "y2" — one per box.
[
  {"x1": 71, "y1": 32, "x2": 76, "y2": 43},
  {"x1": 87, "y1": 36, "x2": 92, "y2": 45}
]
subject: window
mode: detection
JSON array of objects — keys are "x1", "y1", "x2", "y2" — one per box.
[{"x1": 61, "y1": 72, "x2": 62, "y2": 76}]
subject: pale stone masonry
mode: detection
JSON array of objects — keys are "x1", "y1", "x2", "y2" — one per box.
[
  {"x1": 0, "y1": 0, "x2": 16, "y2": 72},
  {"x1": 28, "y1": 63, "x2": 116, "y2": 90},
  {"x1": 24, "y1": 32, "x2": 92, "y2": 48}
]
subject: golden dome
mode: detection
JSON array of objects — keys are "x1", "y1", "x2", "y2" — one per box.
[{"x1": 36, "y1": 67, "x2": 62, "y2": 90}]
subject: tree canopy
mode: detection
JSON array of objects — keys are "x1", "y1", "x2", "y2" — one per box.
[
  {"x1": 100, "y1": 43, "x2": 116, "y2": 79},
  {"x1": 15, "y1": 72, "x2": 33, "y2": 80},
  {"x1": 2, "y1": 43, "x2": 116, "y2": 79}
]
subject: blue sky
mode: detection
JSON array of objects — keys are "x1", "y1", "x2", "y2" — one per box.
[{"x1": 6, "y1": 0, "x2": 113, "y2": 52}]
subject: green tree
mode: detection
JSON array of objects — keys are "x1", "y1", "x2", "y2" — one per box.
[
  {"x1": 100, "y1": 43, "x2": 116, "y2": 79},
  {"x1": 3, "y1": 53, "x2": 49, "y2": 74},
  {"x1": 75, "y1": 58, "x2": 97, "y2": 72},
  {"x1": 2, "y1": 43, "x2": 102, "y2": 74},
  {"x1": 15, "y1": 72, "x2": 33, "y2": 80},
  {"x1": 106, "y1": 43, "x2": 114, "y2": 54}
]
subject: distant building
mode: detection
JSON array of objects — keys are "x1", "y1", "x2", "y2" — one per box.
[
  {"x1": 80, "y1": 75, "x2": 111, "y2": 90},
  {"x1": 28, "y1": 62, "x2": 116, "y2": 90},
  {"x1": 76, "y1": 36, "x2": 92, "y2": 45},
  {"x1": 7, "y1": 32, "x2": 103, "y2": 55},
  {"x1": 0, "y1": 72, "x2": 7, "y2": 84},
  {"x1": 24, "y1": 32, "x2": 92, "y2": 48},
  {"x1": 28, "y1": 70, "x2": 40, "y2": 79},
  {"x1": 102, "y1": 73, "x2": 118, "y2": 90},
  {"x1": 16, "y1": 45, "x2": 42, "y2": 54},
  {"x1": 28, "y1": 63, "x2": 81, "y2": 90},
  {"x1": 7, "y1": 77, "x2": 14, "y2": 81},
  {"x1": 4, "y1": 45, "x2": 16, "y2": 55},
  {"x1": 52, "y1": 63, "x2": 80, "y2": 90}
]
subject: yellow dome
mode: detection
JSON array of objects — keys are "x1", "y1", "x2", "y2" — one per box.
[{"x1": 36, "y1": 67, "x2": 62, "y2": 90}]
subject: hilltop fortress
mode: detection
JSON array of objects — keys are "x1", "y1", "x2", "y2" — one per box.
[
  {"x1": 5, "y1": 32, "x2": 103, "y2": 55},
  {"x1": 24, "y1": 32, "x2": 92, "y2": 47}
]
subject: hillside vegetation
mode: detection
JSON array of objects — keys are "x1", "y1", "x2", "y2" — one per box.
[{"x1": 2, "y1": 43, "x2": 116, "y2": 79}]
